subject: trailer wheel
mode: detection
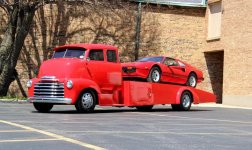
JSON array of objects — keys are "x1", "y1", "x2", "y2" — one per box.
[
  {"x1": 75, "y1": 90, "x2": 96, "y2": 113},
  {"x1": 136, "y1": 105, "x2": 153, "y2": 111},
  {"x1": 172, "y1": 91, "x2": 192, "y2": 111},
  {"x1": 147, "y1": 67, "x2": 161, "y2": 83},
  {"x1": 180, "y1": 91, "x2": 192, "y2": 111},
  {"x1": 33, "y1": 103, "x2": 53, "y2": 113}
]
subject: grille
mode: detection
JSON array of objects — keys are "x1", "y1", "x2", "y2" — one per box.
[
  {"x1": 122, "y1": 67, "x2": 136, "y2": 73},
  {"x1": 34, "y1": 82, "x2": 64, "y2": 98}
]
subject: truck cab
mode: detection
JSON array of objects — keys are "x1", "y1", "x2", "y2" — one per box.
[{"x1": 28, "y1": 44, "x2": 122, "y2": 112}]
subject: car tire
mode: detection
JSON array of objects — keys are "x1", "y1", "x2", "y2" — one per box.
[
  {"x1": 75, "y1": 90, "x2": 96, "y2": 113},
  {"x1": 171, "y1": 104, "x2": 180, "y2": 111},
  {"x1": 33, "y1": 103, "x2": 53, "y2": 113},
  {"x1": 136, "y1": 105, "x2": 153, "y2": 111},
  {"x1": 147, "y1": 67, "x2": 161, "y2": 83},
  {"x1": 186, "y1": 73, "x2": 197, "y2": 88}
]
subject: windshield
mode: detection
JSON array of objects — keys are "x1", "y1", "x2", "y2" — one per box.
[
  {"x1": 137, "y1": 57, "x2": 163, "y2": 62},
  {"x1": 53, "y1": 48, "x2": 86, "y2": 59}
]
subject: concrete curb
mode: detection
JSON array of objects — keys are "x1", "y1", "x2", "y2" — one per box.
[
  {"x1": 0, "y1": 99, "x2": 29, "y2": 104},
  {"x1": 192, "y1": 103, "x2": 252, "y2": 110}
]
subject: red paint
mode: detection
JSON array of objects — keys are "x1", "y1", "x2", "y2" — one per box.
[{"x1": 28, "y1": 44, "x2": 215, "y2": 110}]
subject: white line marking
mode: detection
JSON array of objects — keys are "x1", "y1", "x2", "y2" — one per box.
[
  {"x1": 0, "y1": 138, "x2": 60, "y2": 143},
  {"x1": 0, "y1": 130, "x2": 31, "y2": 133},
  {"x1": 64, "y1": 130, "x2": 252, "y2": 136},
  {"x1": 0, "y1": 120, "x2": 106, "y2": 150},
  {"x1": 129, "y1": 112, "x2": 252, "y2": 124}
]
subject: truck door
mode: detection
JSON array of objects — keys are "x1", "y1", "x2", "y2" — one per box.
[{"x1": 86, "y1": 49, "x2": 121, "y2": 93}]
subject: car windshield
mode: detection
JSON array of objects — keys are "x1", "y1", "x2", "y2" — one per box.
[
  {"x1": 53, "y1": 48, "x2": 86, "y2": 59},
  {"x1": 137, "y1": 57, "x2": 163, "y2": 62}
]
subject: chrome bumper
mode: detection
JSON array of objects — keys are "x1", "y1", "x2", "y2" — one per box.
[{"x1": 29, "y1": 97, "x2": 72, "y2": 104}]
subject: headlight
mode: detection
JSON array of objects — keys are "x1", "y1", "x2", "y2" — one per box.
[
  {"x1": 66, "y1": 80, "x2": 73, "y2": 89},
  {"x1": 26, "y1": 80, "x2": 32, "y2": 88}
]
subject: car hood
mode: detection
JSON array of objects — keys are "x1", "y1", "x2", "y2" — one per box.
[{"x1": 38, "y1": 58, "x2": 87, "y2": 79}]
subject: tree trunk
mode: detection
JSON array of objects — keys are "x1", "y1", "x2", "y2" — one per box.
[{"x1": 0, "y1": 4, "x2": 37, "y2": 96}]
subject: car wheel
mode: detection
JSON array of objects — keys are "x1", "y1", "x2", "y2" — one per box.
[
  {"x1": 186, "y1": 73, "x2": 197, "y2": 88},
  {"x1": 33, "y1": 103, "x2": 53, "y2": 113},
  {"x1": 136, "y1": 105, "x2": 153, "y2": 111},
  {"x1": 75, "y1": 90, "x2": 96, "y2": 113},
  {"x1": 147, "y1": 67, "x2": 161, "y2": 83}
]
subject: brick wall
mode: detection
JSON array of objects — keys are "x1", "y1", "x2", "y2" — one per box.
[
  {"x1": 205, "y1": 0, "x2": 252, "y2": 106},
  {"x1": 0, "y1": 3, "x2": 208, "y2": 97}
]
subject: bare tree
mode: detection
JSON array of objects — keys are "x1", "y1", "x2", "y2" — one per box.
[{"x1": 0, "y1": 0, "x2": 50, "y2": 96}]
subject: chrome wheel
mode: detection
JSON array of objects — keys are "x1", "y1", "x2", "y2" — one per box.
[
  {"x1": 81, "y1": 93, "x2": 94, "y2": 109},
  {"x1": 152, "y1": 70, "x2": 160, "y2": 82},
  {"x1": 182, "y1": 94, "x2": 191, "y2": 108},
  {"x1": 188, "y1": 75, "x2": 197, "y2": 87}
]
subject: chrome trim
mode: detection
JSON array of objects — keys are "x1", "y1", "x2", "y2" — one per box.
[
  {"x1": 29, "y1": 97, "x2": 72, "y2": 104},
  {"x1": 41, "y1": 76, "x2": 59, "y2": 81}
]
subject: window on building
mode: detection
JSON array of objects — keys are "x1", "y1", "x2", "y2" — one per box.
[
  {"x1": 207, "y1": 1, "x2": 222, "y2": 40},
  {"x1": 107, "y1": 50, "x2": 117, "y2": 62},
  {"x1": 89, "y1": 50, "x2": 104, "y2": 61}
]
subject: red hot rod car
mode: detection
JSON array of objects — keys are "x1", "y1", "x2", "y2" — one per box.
[{"x1": 122, "y1": 56, "x2": 204, "y2": 88}]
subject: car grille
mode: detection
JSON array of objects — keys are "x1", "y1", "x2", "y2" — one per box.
[
  {"x1": 122, "y1": 67, "x2": 136, "y2": 73},
  {"x1": 34, "y1": 82, "x2": 64, "y2": 98}
]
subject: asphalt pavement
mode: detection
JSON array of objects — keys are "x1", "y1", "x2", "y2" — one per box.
[{"x1": 0, "y1": 102, "x2": 251, "y2": 150}]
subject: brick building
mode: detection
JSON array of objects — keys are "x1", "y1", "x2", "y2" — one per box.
[{"x1": 0, "y1": 0, "x2": 251, "y2": 107}]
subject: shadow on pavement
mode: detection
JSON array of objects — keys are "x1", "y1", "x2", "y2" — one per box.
[{"x1": 31, "y1": 107, "x2": 212, "y2": 114}]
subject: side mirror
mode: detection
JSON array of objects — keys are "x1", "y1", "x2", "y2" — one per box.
[
  {"x1": 86, "y1": 57, "x2": 90, "y2": 62},
  {"x1": 34, "y1": 68, "x2": 38, "y2": 75}
]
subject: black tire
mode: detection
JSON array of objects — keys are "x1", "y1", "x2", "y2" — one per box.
[
  {"x1": 75, "y1": 90, "x2": 96, "y2": 113},
  {"x1": 136, "y1": 105, "x2": 153, "y2": 111},
  {"x1": 33, "y1": 103, "x2": 53, "y2": 113},
  {"x1": 186, "y1": 73, "x2": 197, "y2": 88},
  {"x1": 171, "y1": 104, "x2": 180, "y2": 111},
  {"x1": 147, "y1": 67, "x2": 161, "y2": 83},
  {"x1": 171, "y1": 91, "x2": 192, "y2": 111},
  {"x1": 180, "y1": 91, "x2": 192, "y2": 111}
]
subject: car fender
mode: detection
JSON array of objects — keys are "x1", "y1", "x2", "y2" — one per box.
[{"x1": 175, "y1": 87, "x2": 200, "y2": 104}]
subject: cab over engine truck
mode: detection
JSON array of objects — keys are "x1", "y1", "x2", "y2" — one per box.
[{"x1": 27, "y1": 44, "x2": 216, "y2": 113}]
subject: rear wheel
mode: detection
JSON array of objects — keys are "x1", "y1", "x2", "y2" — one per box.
[
  {"x1": 75, "y1": 90, "x2": 96, "y2": 113},
  {"x1": 147, "y1": 67, "x2": 161, "y2": 83},
  {"x1": 33, "y1": 103, "x2": 53, "y2": 113},
  {"x1": 171, "y1": 91, "x2": 192, "y2": 111},
  {"x1": 186, "y1": 73, "x2": 197, "y2": 88},
  {"x1": 136, "y1": 105, "x2": 153, "y2": 111}
]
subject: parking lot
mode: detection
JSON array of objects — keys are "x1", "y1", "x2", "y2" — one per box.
[{"x1": 0, "y1": 102, "x2": 251, "y2": 150}]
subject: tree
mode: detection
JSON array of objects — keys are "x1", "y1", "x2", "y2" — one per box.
[{"x1": 0, "y1": 0, "x2": 48, "y2": 96}]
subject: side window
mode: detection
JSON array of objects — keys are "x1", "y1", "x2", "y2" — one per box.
[
  {"x1": 164, "y1": 58, "x2": 179, "y2": 66},
  {"x1": 107, "y1": 50, "x2": 117, "y2": 62},
  {"x1": 89, "y1": 50, "x2": 104, "y2": 61}
]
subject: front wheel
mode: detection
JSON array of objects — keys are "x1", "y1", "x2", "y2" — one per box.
[
  {"x1": 75, "y1": 90, "x2": 96, "y2": 113},
  {"x1": 33, "y1": 103, "x2": 53, "y2": 113},
  {"x1": 186, "y1": 73, "x2": 197, "y2": 88},
  {"x1": 147, "y1": 67, "x2": 161, "y2": 83}
]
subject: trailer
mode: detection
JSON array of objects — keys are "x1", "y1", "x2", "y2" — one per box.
[{"x1": 27, "y1": 44, "x2": 216, "y2": 113}]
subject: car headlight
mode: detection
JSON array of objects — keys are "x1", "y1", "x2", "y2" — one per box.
[
  {"x1": 26, "y1": 80, "x2": 32, "y2": 88},
  {"x1": 66, "y1": 80, "x2": 73, "y2": 89}
]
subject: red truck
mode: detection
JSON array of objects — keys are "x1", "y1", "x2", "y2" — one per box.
[{"x1": 27, "y1": 44, "x2": 216, "y2": 113}]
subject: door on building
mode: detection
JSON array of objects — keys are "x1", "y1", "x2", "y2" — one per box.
[{"x1": 204, "y1": 51, "x2": 224, "y2": 103}]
